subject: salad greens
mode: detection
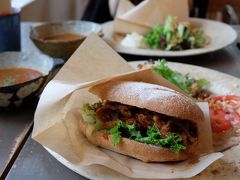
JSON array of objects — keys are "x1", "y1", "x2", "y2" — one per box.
[
  {"x1": 144, "y1": 15, "x2": 207, "y2": 50},
  {"x1": 109, "y1": 120, "x2": 186, "y2": 154},
  {"x1": 82, "y1": 103, "x2": 102, "y2": 130},
  {"x1": 152, "y1": 59, "x2": 209, "y2": 96},
  {"x1": 82, "y1": 103, "x2": 97, "y2": 121}
]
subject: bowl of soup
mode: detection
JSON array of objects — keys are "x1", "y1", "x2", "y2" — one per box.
[
  {"x1": 0, "y1": 51, "x2": 62, "y2": 109},
  {"x1": 30, "y1": 21, "x2": 102, "y2": 61}
]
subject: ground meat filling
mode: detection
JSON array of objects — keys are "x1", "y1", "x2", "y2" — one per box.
[{"x1": 95, "y1": 101, "x2": 198, "y2": 146}]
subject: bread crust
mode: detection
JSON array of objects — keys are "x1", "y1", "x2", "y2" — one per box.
[
  {"x1": 89, "y1": 81, "x2": 204, "y2": 123},
  {"x1": 79, "y1": 120, "x2": 198, "y2": 162}
]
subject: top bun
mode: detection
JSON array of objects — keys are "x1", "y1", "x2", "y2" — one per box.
[{"x1": 89, "y1": 81, "x2": 204, "y2": 123}]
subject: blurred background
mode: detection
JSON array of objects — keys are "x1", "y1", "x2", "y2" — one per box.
[
  {"x1": 21, "y1": 0, "x2": 89, "y2": 22},
  {"x1": 20, "y1": 0, "x2": 240, "y2": 24}
]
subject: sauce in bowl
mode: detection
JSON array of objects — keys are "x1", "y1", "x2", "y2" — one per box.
[
  {"x1": 0, "y1": 67, "x2": 43, "y2": 87},
  {"x1": 43, "y1": 33, "x2": 84, "y2": 41}
]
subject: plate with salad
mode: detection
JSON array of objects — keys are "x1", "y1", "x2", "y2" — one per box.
[
  {"x1": 132, "y1": 60, "x2": 240, "y2": 152},
  {"x1": 45, "y1": 60, "x2": 240, "y2": 180},
  {"x1": 102, "y1": 16, "x2": 237, "y2": 57}
]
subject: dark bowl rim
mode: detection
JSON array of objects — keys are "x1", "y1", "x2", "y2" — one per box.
[
  {"x1": 30, "y1": 33, "x2": 87, "y2": 44},
  {"x1": 29, "y1": 20, "x2": 102, "y2": 44}
]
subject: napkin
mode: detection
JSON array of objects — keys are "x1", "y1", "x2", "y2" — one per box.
[
  {"x1": 32, "y1": 34, "x2": 223, "y2": 179},
  {"x1": 12, "y1": 0, "x2": 35, "y2": 10},
  {"x1": 113, "y1": 0, "x2": 189, "y2": 34}
]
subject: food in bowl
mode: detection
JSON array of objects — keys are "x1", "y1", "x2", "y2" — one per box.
[
  {"x1": 0, "y1": 52, "x2": 61, "y2": 109},
  {"x1": 30, "y1": 21, "x2": 102, "y2": 60},
  {"x1": 0, "y1": 67, "x2": 43, "y2": 87},
  {"x1": 121, "y1": 15, "x2": 208, "y2": 50},
  {"x1": 43, "y1": 33, "x2": 85, "y2": 42}
]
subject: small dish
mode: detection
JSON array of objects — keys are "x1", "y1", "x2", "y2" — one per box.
[
  {"x1": 30, "y1": 21, "x2": 102, "y2": 60},
  {"x1": 0, "y1": 51, "x2": 63, "y2": 109},
  {"x1": 102, "y1": 18, "x2": 237, "y2": 57}
]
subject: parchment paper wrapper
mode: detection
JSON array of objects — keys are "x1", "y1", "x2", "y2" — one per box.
[
  {"x1": 113, "y1": 0, "x2": 189, "y2": 34},
  {"x1": 32, "y1": 34, "x2": 223, "y2": 179}
]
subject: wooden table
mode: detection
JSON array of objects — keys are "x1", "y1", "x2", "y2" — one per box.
[{"x1": 1, "y1": 23, "x2": 240, "y2": 180}]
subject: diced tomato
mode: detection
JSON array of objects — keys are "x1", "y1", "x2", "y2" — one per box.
[{"x1": 208, "y1": 95, "x2": 240, "y2": 134}]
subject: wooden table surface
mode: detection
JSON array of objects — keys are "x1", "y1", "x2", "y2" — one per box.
[
  {"x1": 1, "y1": 23, "x2": 240, "y2": 180},
  {"x1": 0, "y1": 101, "x2": 37, "y2": 178}
]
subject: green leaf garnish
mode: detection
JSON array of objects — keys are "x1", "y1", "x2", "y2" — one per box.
[{"x1": 152, "y1": 59, "x2": 209, "y2": 96}]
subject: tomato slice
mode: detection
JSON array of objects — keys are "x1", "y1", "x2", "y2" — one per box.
[{"x1": 208, "y1": 95, "x2": 240, "y2": 134}]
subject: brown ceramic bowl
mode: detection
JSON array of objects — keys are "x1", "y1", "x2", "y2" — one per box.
[{"x1": 30, "y1": 21, "x2": 102, "y2": 61}]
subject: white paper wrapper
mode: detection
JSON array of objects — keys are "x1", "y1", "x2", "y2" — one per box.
[
  {"x1": 113, "y1": 0, "x2": 189, "y2": 34},
  {"x1": 32, "y1": 34, "x2": 223, "y2": 179},
  {"x1": 12, "y1": 0, "x2": 35, "y2": 10}
]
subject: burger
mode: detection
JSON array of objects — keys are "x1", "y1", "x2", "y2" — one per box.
[{"x1": 79, "y1": 81, "x2": 204, "y2": 162}]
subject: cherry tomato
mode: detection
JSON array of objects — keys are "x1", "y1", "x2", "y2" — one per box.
[{"x1": 208, "y1": 95, "x2": 240, "y2": 134}]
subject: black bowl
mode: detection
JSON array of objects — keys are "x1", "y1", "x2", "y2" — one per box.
[{"x1": 0, "y1": 52, "x2": 63, "y2": 109}]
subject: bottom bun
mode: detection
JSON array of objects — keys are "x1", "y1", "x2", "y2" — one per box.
[{"x1": 79, "y1": 120, "x2": 198, "y2": 162}]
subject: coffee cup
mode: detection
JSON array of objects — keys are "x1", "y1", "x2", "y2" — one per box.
[{"x1": 0, "y1": 8, "x2": 21, "y2": 52}]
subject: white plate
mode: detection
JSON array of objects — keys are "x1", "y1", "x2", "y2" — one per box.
[
  {"x1": 45, "y1": 61, "x2": 240, "y2": 180},
  {"x1": 102, "y1": 18, "x2": 237, "y2": 57}
]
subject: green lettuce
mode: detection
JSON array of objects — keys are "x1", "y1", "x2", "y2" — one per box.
[
  {"x1": 152, "y1": 59, "x2": 209, "y2": 96},
  {"x1": 109, "y1": 120, "x2": 186, "y2": 154},
  {"x1": 81, "y1": 103, "x2": 102, "y2": 129},
  {"x1": 144, "y1": 15, "x2": 207, "y2": 50},
  {"x1": 82, "y1": 103, "x2": 96, "y2": 120}
]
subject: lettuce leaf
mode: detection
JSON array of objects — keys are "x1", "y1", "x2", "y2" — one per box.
[
  {"x1": 109, "y1": 120, "x2": 142, "y2": 145},
  {"x1": 109, "y1": 120, "x2": 186, "y2": 154},
  {"x1": 152, "y1": 59, "x2": 209, "y2": 96},
  {"x1": 144, "y1": 15, "x2": 206, "y2": 50},
  {"x1": 144, "y1": 25, "x2": 164, "y2": 49},
  {"x1": 82, "y1": 103, "x2": 96, "y2": 120},
  {"x1": 82, "y1": 103, "x2": 102, "y2": 129}
]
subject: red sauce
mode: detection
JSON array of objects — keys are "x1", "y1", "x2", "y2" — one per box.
[
  {"x1": 43, "y1": 33, "x2": 84, "y2": 41},
  {"x1": 0, "y1": 67, "x2": 43, "y2": 87}
]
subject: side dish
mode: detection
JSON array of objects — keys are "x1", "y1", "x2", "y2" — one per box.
[
  {"x1": 138, "y1": 60, "x2": 240, "y2": 145},
  {"x1": 138, "y1": 59, "x2": 210, "y2": 99},
  {"x1": 208, "y1": 95, "x2": 240, "y2": 134},
  {"x1": 121, "y1": 16, "x2": 208, "y2": 51},
  {"x1": 0, "y1": 67, "x2": 43, "y2": 87}
]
